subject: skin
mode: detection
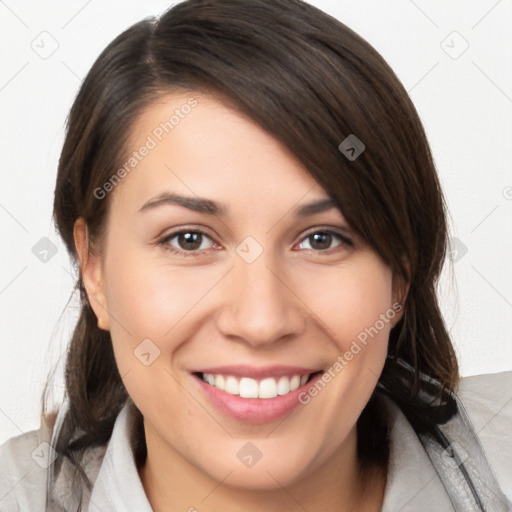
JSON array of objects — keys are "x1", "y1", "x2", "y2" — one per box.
[{"x1": 75, "y1": 91, "x2": 408, "y2": 512}]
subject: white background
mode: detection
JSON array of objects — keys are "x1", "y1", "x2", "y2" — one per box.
[{"x1": 1, "y1": 0, "x2": 511, "y2": 446}]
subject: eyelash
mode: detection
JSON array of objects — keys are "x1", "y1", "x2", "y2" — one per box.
[{"x1": 157, "y1": 227, "x2": 354, "y2": 257}]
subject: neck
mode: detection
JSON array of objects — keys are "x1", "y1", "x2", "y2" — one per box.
[{"x1": 138, "y1": 424, "x2": 387, "y2": 512}]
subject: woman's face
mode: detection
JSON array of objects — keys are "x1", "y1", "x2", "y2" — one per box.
[{"x1": 78, "y1": 91, "x2": 405, "y2": 490}]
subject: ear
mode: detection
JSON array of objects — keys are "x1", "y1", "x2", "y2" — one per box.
[
  {"x1": 390, "y1": 260, "x2": 410, "y2": 328},
  {"x1": 73, "y1": 217, "x2": 110, "y2": 331}
]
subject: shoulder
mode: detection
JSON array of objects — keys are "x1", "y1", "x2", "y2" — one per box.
[
  {"x1": 456, "y1": 370, "x2": 512, "y2": 427},
  {"x1": 457, "y1": 369, "x2": 512, "y2": 399},
  {"x1": 455, "y1": 370, "x2": 512, "y2": 500},
  {"x1": 0, "y1": 412, "x2": 57, "y2": 511}
]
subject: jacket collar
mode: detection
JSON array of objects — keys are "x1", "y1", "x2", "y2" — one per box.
[
  {"x1": 47, "y1": 389, "x2": 509, "y2": 511},
  {"x1": 379, "y1": 394, "x2": 455, "y2": 511},
  {"x1": 86, "y1": 399, "x2": 152, "y2": 511}
]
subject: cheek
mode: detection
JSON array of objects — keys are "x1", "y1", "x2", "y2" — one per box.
[
  {"x1": 102, "y1": 244, "x2": 223, "y2": 373},
  {"x1": 295, "y1": 259, "x2": 393, "y2": 456},
  {"x1": 299, "y1": 256, "x2": 394, "y2": 354}
]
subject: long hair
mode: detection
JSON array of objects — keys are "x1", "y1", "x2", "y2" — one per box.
[{"x1": 44, "y1": 0, "x2": 459, "y2": 500}]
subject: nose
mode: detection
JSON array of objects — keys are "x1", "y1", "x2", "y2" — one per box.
[{"x1": 215, "y1": 251, "x2": 307, "y2": 348}]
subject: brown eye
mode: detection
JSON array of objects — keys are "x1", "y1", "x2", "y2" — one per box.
[
  {"x1": 297, "y1": 230, "x2": 353, "y2": 252},
  {"x1": 160, "y1": 230, "x2": 215, "y2": 255}
]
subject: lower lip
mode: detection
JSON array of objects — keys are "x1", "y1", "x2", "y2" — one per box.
[{"x1": 191, "y1": 372, "x2": 324, "y2": 424}]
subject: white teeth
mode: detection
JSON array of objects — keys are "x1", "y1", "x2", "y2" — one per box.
[
  {"x1": 215, "y1": 375, "x2": 225, "y2": 389},
  {"x1": 239, "y1": 377, "x2": 259, "y2": 398},
  {"x1": 259, "y1": 378, "x2": 278, "y2": 399},
  {"x1": 224, "y1": 376, "x2": 239, "y2": 395},
  {"x1": 201, "y1": 373, "x2": 311, "y2": 399},
  {"x1": 277, "y1": 376, "x2": 290, "y2": 395},
  {"x1": 290, "y1": 375, "x2": 300, "y2": 391}
]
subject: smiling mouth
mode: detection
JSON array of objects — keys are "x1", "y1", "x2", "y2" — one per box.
[{"x1": 193, "y1": 371, "x2": 323, "y2": 399}]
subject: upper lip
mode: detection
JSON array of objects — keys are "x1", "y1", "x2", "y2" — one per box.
[{"x1": 191, "y1": 365, "x2": 324, "y2": 379}]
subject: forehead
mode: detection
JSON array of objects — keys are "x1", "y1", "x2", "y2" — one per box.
[{"x1": 109, "y1": 91, "x2": 327, "y2": 213}]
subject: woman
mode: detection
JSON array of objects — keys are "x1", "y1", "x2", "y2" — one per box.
[{"x1": 0, "y1": 0, "x2": 511, "y2": 510}]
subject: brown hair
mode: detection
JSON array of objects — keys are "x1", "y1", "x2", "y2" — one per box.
[{"x1": 44, "y1": 0, "x2": 459, "y2": 502}]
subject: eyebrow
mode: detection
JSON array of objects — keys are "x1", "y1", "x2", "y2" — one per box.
[{"x1": 138, "y1": 192, "x2": 338, "y2": 217}]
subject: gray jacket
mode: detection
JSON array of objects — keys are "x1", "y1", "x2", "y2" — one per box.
[{"x1": 1, "y1": 370, "x2": 511, "y2": 511}]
